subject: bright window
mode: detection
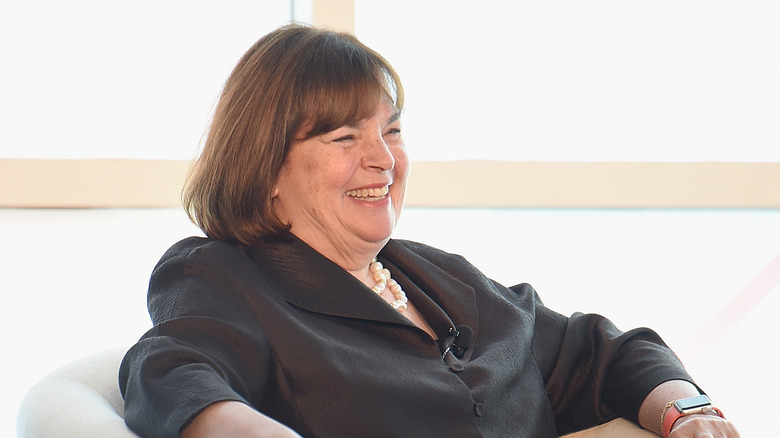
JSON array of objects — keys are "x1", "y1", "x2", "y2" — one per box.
[
  {"x1": 356, "y1": 1, "x2": 780, "y2": 162},
  {"x1": 5, "y1": 2, "x2": 778, "y2": 162},
  {"x1": 0, "y1": 1, "x2": 291, "y2": 159}
]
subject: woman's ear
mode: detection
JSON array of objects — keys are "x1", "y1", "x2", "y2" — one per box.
[{"x1": 271, "y1": 185, "x2": 279, "y2": 199}]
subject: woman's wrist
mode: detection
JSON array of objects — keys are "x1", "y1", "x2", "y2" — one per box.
[
  {"x1": 661, "y1": 395, "x2": 725, "y2": 438},
  {"x1": 637, "y1": 380, "x2": 701, "y2": 435}
]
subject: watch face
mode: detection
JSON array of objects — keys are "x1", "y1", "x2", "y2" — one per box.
[{"x1": 674, "y1": 395, "x2": 711, "y2": 411}]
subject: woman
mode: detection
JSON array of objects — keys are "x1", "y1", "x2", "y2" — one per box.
[{"x1": 119, "y1": 24, "x2": 739, "y2": 438}]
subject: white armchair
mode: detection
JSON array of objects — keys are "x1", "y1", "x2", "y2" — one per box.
[
  {"x1": 17, "y1": 347, "x2": 139, "y2": 438},
  {"x1": 17, "y1": 348, "x2": 655, "y2": 437}
]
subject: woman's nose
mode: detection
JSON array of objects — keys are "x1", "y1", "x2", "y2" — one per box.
[{"x1": 363, "y1": 136, "x2": 395, "y2": 172}]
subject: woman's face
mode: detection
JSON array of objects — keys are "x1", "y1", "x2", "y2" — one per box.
[{"x1": 272, "y1": 99, "x2": 409, "y2": 263}]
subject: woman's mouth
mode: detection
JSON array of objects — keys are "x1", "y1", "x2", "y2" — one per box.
[{"x1": 346, "y1": 185, "x2": 389, "y2": 201}]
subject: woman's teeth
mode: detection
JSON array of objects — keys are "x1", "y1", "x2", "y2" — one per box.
[{"x1": 346, "y1": 186, "x2": 389, "y2": 200}]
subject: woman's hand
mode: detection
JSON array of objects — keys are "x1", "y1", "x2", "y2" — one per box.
[
  {"x1": 181, "y1": 401, "x2": 302, "y2": 438},
  {"x1": 669, "y1": 413, "x2": 740, "y2": 438}
]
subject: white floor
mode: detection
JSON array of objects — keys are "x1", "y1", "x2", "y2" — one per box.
[{"x1": 3, "y1": 207, "x2": 777, "y2": 436}]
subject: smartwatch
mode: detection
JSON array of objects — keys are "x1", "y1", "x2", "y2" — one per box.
[{"x1": 662, "y1": 395, "x2": 724, "y2": 438}]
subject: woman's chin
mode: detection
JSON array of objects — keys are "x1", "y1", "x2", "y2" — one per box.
[{"x1": 355, "y1": 222, "x2": 395, "y2": 245}]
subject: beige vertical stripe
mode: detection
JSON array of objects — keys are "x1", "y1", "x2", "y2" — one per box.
[{"x1": 312, "y1": 0, "x2": 355, "y2": 33}]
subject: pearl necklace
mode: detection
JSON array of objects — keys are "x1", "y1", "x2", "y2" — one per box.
[{"x1": 369, "y1": 259, "x2": 408, "y2": 313}]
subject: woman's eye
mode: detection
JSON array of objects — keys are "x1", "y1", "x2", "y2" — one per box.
[
  {"x1": 384, "y1": 128, "x2": 402, "y2": 137},
  {"x1": 332, "y1": 134, "x2": 355, "y2": 143}
]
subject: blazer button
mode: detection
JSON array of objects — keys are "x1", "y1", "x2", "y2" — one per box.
[
  {"x1": 449, "y1": 362, "x2": 465, "y2": 373},
  {"x1": 474, "y1": 402, "x2": 486, "y2": 417}
]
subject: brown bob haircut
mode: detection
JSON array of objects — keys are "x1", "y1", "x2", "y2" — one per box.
[{"x1": 183, "y1": 24, "x2": 404, "y2": 246}]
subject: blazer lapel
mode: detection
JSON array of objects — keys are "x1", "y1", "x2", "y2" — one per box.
[
  {"x1": 245, "y1": 236, "x2": 481, "y2": 359},
  {"x1": 246, "y1": 236, "x2": 413, "y2": 328},
  {"x1": 380, "y1": 240, "x2": 480, "y2": 360}
]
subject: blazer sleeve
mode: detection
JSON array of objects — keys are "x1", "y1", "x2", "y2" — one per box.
[
  {"x1": 517, "y1": 283, "x2": 695, "y2": 434},
  {"x1": 119, "y1": 238, "x2": 274, "y2": 438}
]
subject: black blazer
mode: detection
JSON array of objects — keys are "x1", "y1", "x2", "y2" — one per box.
[{"x1": 119, "y1": 236, "x2": 692, "y2": 438}]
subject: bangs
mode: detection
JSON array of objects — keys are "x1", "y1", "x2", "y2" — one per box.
[{"x1": 294, "y1": 36, "x2": 403, "y2": 139}]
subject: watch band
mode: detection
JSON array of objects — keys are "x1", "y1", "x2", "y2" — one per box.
[{"x1": 661, "y1": 395, "x2": 725, "y2": 438}]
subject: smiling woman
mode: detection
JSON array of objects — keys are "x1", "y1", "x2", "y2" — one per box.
[
  {"x1": 6, "y1": 2, "x2": 764, "y2": 436},
  {"x1": 112, "y1": 24, "x2": 740, "y2": 438},
  {"x1": 181, "y1": 24, "x2": 404, "y2": 248}
]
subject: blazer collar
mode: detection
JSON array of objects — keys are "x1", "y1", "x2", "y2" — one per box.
[
  {"x1": 246, "y1": 236, "x2": 412, "y2": 328},
  {"x1": 246, "y1": 236, "x2": 479, "y2": 340}
]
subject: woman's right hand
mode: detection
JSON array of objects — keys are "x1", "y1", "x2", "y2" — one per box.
[{"x1": 181, "y1": 400, "x2": 302, "y2": 438}]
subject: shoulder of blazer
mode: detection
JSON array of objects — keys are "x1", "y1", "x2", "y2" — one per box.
[
  {"x1": 153, "y1": 236, "x2": 257, "y2": 275},
  {"x1": 159, "y1": 236, "x2": 242, "y2": 259}
]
